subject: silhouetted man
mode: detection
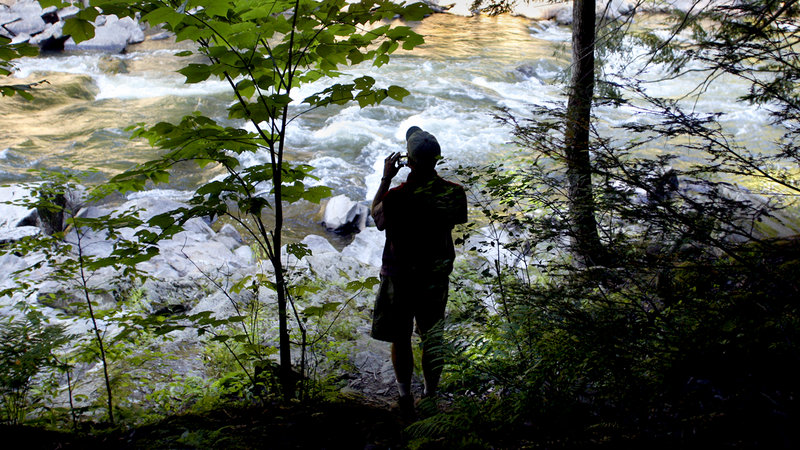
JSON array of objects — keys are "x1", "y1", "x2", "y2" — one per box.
[{"x1": 370, "y1": 126, "x2": 468, "y2": 418}]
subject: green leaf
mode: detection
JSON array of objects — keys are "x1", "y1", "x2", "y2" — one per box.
[
  {"x1": 301, "y1": 185, "x2": 332, "y2": 203},
  {"x1": 76, "y1": 7, "x2": 99, "y2": 23},
  {"x1": 236, "y1": 79, "x2": 255, "y2": 98},
  {"x1": 231, "y1": 275, "x2": 253, "y2": 294},
  {"x1": 204, "y1": 1, "x2": 231, "y2": 18},
  {"x1": 16, "y1": 44, "x2": 39, "y2": 57},
  {"x1": 322, "y1": 302, "x2": 340, "y2": 313},
  {"x1": 142, "y1": 6, "x2": 184, "y2": 28},
  {"x1": 388, "y1": 85, "x2": 410, "y2": 101},
  {"x1": 38, "y1": 0, "x2": 72, "y2": 8},
  {"x1": 147, "y1": 212, "x2": 176, "y2": 230},
  {"x1": 175, "y1": 25, "x2": 211, "y2": 42},
  {"x1": 63, "y1": 18, "x2": 95, "y2": 44},
  {"x1": 374, "y1": 53, "x2": 390, "y2": 67},
  {"x1": 287, "y1": 243, "x2": 312, "y2": 259},
  {"x1": 363, "y1": 277, "x2": 380, "y2": 290},
  {"x1": 303, "y1": 305, "x2": 323, "y2": 318},
  {"x1": 402, "y1": 32, "x2": 425, "y2": 51},
  {"x1": 347, "y1": 48, "x2": 365, "y2": 65},
  {"x1": 280, "y1": 181, "x2": 306, "y2": 203},
  {"x1": 178, "y1": 64, "x2": 212, "y2": 83},
  {"x1": 353, "y1": 76, "x2": 375, "y2": 90},
  {"x1": 401, "y1": 2, "x2": 432, "y2": 21}
]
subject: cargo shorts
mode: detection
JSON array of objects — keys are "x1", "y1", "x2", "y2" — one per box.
[{"x1": 370, "y1": 274, "x2": 449, "y2": 343}]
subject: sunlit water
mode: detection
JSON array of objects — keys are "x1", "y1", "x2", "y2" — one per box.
[{"x1": 0, "y1": 13, "x2": 784, "y2": 241}]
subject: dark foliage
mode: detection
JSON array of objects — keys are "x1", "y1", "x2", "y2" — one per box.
[{"x1": 1, "y1": 399, "x2": 409, "y2": 449}]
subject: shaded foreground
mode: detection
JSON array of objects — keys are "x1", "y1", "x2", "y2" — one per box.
[
  {"x1": 5, "y1": 398, "x2": 794, "y2": 449},
  {"x1": 1, "y1": 398, "x2": 408, "y2": 449}
]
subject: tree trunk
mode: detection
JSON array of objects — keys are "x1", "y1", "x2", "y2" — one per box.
[
  {"x1": 564, "y1": 0, "x2": 605, "y2": 266},
  {"x1": 276, "y1": 106, "x2": 294, "y2": 401}
]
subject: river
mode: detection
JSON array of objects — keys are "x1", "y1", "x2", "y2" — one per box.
[{"x1": 0, "y1": 12, "x2": 783, "y2": 242}]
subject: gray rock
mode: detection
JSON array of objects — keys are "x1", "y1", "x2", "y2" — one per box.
[
  {"x1": 214, "y1": 235, "x2": 240, "y2": 251},
  {"x1": 35, "y1": 270, "x2": 118, "y2": 313},
  {"x1": 75, "y1": 204, "x2": 113, "y2": 220},
  {"x1": 57, "y1": 5, "x2": 80, "y2": 21},
  {"x1": 302, "y1": 234, "x2": 338, "y2": 255},
  {"x1": 0, "y1": 184, "x2": 37, "y2": 229},
  {"x1": 345, "y1": 336, "x2": 398, "y2": 405},
  {"x1": 141, "y1": 277, "x2": 200, "y2": 312},
  {"x1": 233, "y1": 245, "x2": 253, "y2": 263},
  {"x1": 149, "y1": 31, "x2": 172, "y2": 41},
  {"x1": 322, "y1": 194, "x2": 369, "y2": 234},
  {"x1": 0, "y1": 0, "x2": 45, "y2": 37},
  {"x1": 465, "y1": 226, "x2": 531, "y2": 270},
  {"x1": 96, "y1": 54, "x2": 128, "y2": 73},
  {"x1": 181, "y1": 217, "x2": 215, "y2": 240},
  {"x1": 215, "y1": 223, "x2": 245, "y2": 251},
  {"x1": 0, "y1": 184, "x2": 39, "y2": 243},
  {"x1": 28, "y1": 20, "x2": 63, "y2": 47},
  {"x1": 0, "y1": 225, "x2": 40, "y2": 244},
  {"x1": 118, "y1": 195, "x2": 185, "y2": 223},
  {"x1": 306, "y1": 252, "x2": 369, "y2": 283},
  {"x1": 190, "y1": 289, "x2": 250, "y2": 318},
  {"x1": 341, "y1": 227, "x2": 384, "y2": 268},
  {"x1": 0, "y1": 252, "x2": 26, "y2": 279},
  {"x1": 1, "y1": 183, "x2": 91, "y2": 242},
  {"x1": 137, "y1": 259, "x2": 182, "y2": 280},
  {"x1": 64, "y1": 15, "x2": 145, "y2": 53},
  {"x1": 64, "y1": 226, "x2": 114, "y2": 258},
  {"x1": 218, "y1": 223, "x2": 244, "y2": 244},
  {"x1": 555, "y1": 6, "x2": 573, "y2": 25}
]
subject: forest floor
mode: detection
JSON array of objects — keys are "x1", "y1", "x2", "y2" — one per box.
[{"x1": 1, "y1": 396, "x2": 416, "y2": 449}]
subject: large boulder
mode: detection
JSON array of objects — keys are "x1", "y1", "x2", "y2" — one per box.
[
  {"x1": 0, "y1": 184, "x2": 38, "y2": 243},
  {"x1": 64, "y1": 15, "x2": 145, "y2": 53},
  {"x1": 0, "y1": 0, "x2": 45, "y2": 38},
  {"x1": 0, "y1": 183, "x2": 84, "y2": 242},
  {"x1": 302, "y1": 234, "x2": 338, "y2": 255},
  {"x1": 216, "y1": 223, "x2": 244, "y2": 250},
  {"x1": 322, "y1": 194, "x2": 370, "y2": 234},
  {"x1": 1, "y1": 1, "x2": 144, "y2": 53},
  {"x1": 341, "y1": 227, "x2": 384, "y2": 268},
  {"x1": 113, "y1": 193, "x2": 254, "y2": 279}
]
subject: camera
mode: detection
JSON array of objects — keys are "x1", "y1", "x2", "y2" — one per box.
[{"x1": 397, "y1": 153, "x2": 408, "y2": 167}]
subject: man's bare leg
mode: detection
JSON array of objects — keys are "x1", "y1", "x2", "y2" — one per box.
[
  {"x1": 420, "y1": 324, "x2": 444, "y2": 397},
  {"x1": 391, "y1": 339, "x2": 416, "y2": 419},
  {"x1": 421, "y1": 345, "x2": 442, "y2": 397},
  {"x1": 391, "y1": 340, "x2": 413, "y2": 397}
]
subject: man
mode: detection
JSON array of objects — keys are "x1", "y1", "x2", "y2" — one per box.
[{"x1": 370, "y1": 126, "x2": 468, "y2": 418}]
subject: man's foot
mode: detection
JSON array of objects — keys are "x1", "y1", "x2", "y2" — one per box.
[{"x1": 396, "y1": 394, "x2": 417, "y2": 421}]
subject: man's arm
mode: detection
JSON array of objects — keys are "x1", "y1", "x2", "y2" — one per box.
[{"x1": 372, "y1": 152, "x2": 402, "y2": 230}]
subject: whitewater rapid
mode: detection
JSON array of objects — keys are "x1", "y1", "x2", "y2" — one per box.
[{"x1": 0, "y1": 13, "x2": 781, "y2": 239}]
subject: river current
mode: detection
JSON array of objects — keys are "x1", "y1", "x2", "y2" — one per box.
[{"x1": 0, "y1": 13, "x2": 781, "y2": 241}]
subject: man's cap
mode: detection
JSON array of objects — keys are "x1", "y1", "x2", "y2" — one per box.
[
  {"x1": 405, "y1": 126, "x2": 440, "y2": 165},
  {"x1": 405, "y1": 126, "x2": 422, "y2": 140}
]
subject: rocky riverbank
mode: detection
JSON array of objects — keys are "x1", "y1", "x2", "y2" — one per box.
[
  {"x1": 0, "y1": 183, "x2": 403, "y2": 410},
  {"x1": 1, "y1": 0, "x2": 145, "y2": 53}
]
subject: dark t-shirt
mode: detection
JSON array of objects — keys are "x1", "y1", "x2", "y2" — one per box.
[{"x1": 373, "y1": 172, "x2": 468, "y2": 277}]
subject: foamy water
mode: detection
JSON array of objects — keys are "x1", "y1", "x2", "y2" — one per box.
[
  {"x1": 12, "y1": 51, "x2": 230, "y2": 100},
  {"x1": 0, "y1": 13, "x2": 785, "y2": 236}
]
